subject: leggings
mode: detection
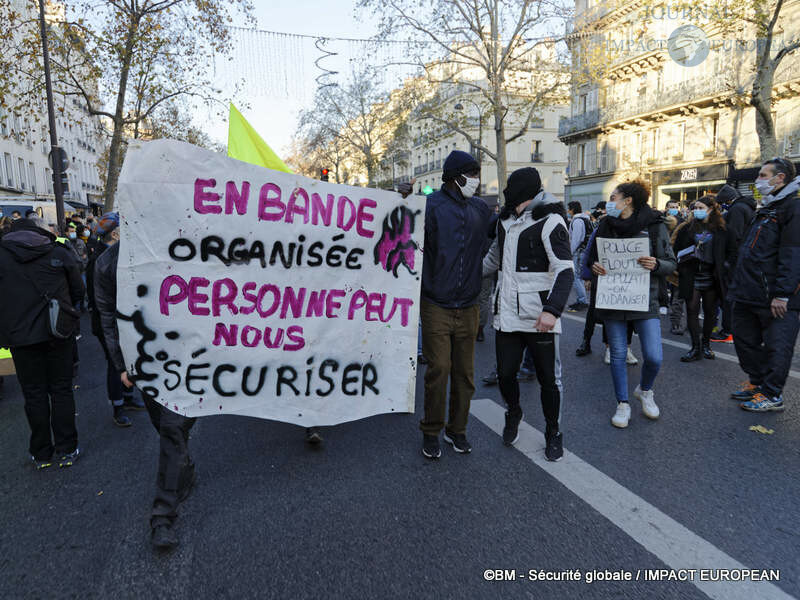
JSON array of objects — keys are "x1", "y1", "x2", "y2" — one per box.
[{"x1": 686, "y1": 287, "x2": 719, "y2": 343}]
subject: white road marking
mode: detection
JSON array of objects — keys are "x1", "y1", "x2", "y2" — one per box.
[
  {"x1": 470, "y1": 398, "x2": 798, "y2": 600},
  {"x1": 560, "y1": 313, "x2": 800, "y2": 380}
]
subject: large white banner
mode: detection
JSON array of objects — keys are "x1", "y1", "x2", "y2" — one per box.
[
  {"x1": 595, "y1": 237, "x2": 650, "y2": 312},
  {"x1": 116, "y1": 140, "x2": 425, "y2": 425}
]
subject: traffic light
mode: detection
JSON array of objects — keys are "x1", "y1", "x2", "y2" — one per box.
[
  {"x1": 53, "y1": 171, "x2": 69, "y2": 193},
  {"x1": 320, "y1": 168, "x2": 329, "y2": 182}
]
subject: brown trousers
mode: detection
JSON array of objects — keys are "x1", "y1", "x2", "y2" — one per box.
[{"x1": 419, "y1": 300, "x2": 480, "y2": 436}]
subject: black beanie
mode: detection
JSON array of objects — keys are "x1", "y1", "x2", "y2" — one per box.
[
  {"x1": 503, "y1": 167, "x2": 542, "y2": 211},
  {"x1": 442, "y1": 150, "x2": 480, "y2": 182}
]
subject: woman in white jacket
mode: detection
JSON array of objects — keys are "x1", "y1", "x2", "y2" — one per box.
[{"x1": 482, "y1": 168, "x2": 574, "y2": 461}]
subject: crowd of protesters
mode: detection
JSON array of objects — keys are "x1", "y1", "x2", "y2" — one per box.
[{"x1": 0, "y1": 151, "x2": 798, "y2": 553}]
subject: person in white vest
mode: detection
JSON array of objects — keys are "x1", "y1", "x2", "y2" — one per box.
[{"x1": 482, "y1": 168, "x2": 574, "y2": 461}]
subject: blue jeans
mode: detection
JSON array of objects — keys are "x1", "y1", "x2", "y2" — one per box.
[
  {"x1": 605, "y1": 318, "x2": 662, "y2": 402},
  {"x1": 572, "y1": 253, "x2": 587, "y2": 304}
]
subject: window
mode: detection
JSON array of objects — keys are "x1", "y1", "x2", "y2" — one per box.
[
  {"x1": 0, "y1": 108, "x2": 7, "y2": 137},
  {"x1": 675, "y1": 122, "x2": 685, "y2": 156},
  {"x1": 4, "y1": 153, "x2": 12, "y2": 187},
  {"x1": 28, "y1": 162, "x2": 36, "y2": 193},
  {"x1": 578, "y1": 143, "x2": 586, "y2": 174},
  {"x1": 579, "y1": 94, "x2": 587, "y2": 114},
  {"x1": 45, "y1": 168, "x2": 52, "y2": 194},
  {"x1": 652, "y1": 128, "x2": 660, "y2": 159},
  {"x1": 23, "y1": 118, "x2": 31, "y2": 149},
  {"x1": 531, "y1": 140, "x2": 542, "y2": 162},
  {"x1": 18, "y1": 157, "x2": 26, "y2": 190}
]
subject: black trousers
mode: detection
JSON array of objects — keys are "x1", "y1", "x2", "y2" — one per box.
[
  {"x1": 96, "y1": 334, "x2": 126, "y2": 403},
  {"x1": 732, "y1": 302, "x2": 800, "y2": 398},
  {"x1": 11, "y1": 338, "x2": 78, "y2": 460},
  {"x1": 496, "y1": 330, "x2": 562, "y2": 432},
  {"x1": 143, "y1": 397, "x2": 197, "y2": 528}
]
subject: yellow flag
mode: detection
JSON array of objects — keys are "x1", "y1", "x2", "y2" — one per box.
[{"x1": 227, "y1": 104, "x2": 292, "y2": 173}]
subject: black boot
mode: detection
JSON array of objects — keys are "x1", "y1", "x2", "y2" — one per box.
[
  {"x1": 702, "y1": 338, "x2": 715, "y2": 360},
  {"x1": 680, "y1": 341, "x2": 702, "y2": 362},
  {"x1": 575, "y1": 339, "x2": 591, "y2": 357}
]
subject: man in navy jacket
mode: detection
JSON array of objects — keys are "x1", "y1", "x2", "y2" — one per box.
[
  {"x1": 728, "y1": 157, "x2": 800, "y2": 412},
  {"x1": 420, "y1": 150, "x2": 492, "y2": 459}
]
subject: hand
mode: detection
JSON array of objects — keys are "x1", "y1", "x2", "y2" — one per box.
[
  {"x1": 771, "y1": 298, "x2": 788, "y2": 319},
  {"x1": 584, "y1": 280, "x2": 592, "y2": 294},
  {"x1": 397, "y1": 177, "x2": 417, "y2": 198},
  {"x1": 534, "y1": 311, "x2": 557, "y2": 332},
  {"x1": 591, "y1": 262, "x2": 607, "y2": 276},
  {"x1": 121, "y1": 371, "x2": 133, "y2": 388},
  {"x1": 637, "y1": 256, "x2": 657, "y2": 271}
]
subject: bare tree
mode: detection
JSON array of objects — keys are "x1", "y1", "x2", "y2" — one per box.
[
  {"x1": 0, "y1": 0, "x2": 253, "y2": 210},
  {"x1": 296, "y1": 66, "x2": 411, "y2": 187},
  {"x1": 361, "y1": 0, "x2": 570, "y2": 193}
]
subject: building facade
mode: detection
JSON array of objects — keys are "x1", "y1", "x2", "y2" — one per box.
[
  {"x1": 560, "y1": 0, "x2": 800, "y2": 209},
  {"x1": 0, "y1": 0, "x2": 106, "y2": 212}
]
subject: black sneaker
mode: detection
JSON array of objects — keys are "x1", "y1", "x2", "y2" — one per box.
[
  {"x1": 502, "y1": 411, "x2": 523, "y2": 446},
  {"x1": 482, "y1": 370, "x2": 499, "y2": 386},
  {"x1": 575, "y1": 340, "x2": 591, "y2": 357},
  {"x1": 113, "y1": 405, "x2": 132, "y2": 427},
  {"x1": 545, "y1": 431, "x2": 563, "y2": 462},
  {"x1": 151, "y1": 524, "x2": 178, "y2": 550},
  {"x1": 443, "y1": 431, "x2": 472, "y2": 454},
  {"x1": 305, "y1": 427, "x2": 323, "y2": 445},
  {"x1": 567, "y1": 302, "x2": 588, "y2": 312},
  {"x1": 58, "y1": 447, "x2": 82, "y2": 468},
  {"x1": 30, "y1": 455, "x2": 54, "y2": 470},
  {"x1": 422, "y1": 434, "x2": 441, "y2": 459}
]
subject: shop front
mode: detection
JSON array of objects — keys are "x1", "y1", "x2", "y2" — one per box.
[
  {"x1": 565, "y1": 175, "x2": 615, "y2": 211},
  {"x1": 651, "y1": 161, "x2": 733, "y2": 209}
]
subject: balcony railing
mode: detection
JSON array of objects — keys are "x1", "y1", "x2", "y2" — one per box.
[{"x1": 558, "y1": 76, "x2": 737, "y2": 137}]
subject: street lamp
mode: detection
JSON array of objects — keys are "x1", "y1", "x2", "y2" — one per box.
[{"x1": 454, "y1": 100, "x2": 483, "y2": 165}]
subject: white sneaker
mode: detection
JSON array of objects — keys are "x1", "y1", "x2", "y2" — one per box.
[
  {"x1": 635, "y1": 385, "x2": 660, "y2": 419},
  {"x1": 604, "y1": 346, "x2": 611, "y2": 364},
  {"x1": 611, "y1": 402, "x2": 631, "y2": 428},
  {"x1": 626, "y1": 347, "x2": 638, "y2": 365}
]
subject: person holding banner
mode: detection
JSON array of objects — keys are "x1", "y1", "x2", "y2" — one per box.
[
  {"x1": 420, "y1": 150, "x2": 492, "y2": 459},
  {"x1": 482, "y1": 168, "x2": 574, "y2": 460},
  {"x1": 671, "y1": 196, "x2": 735, "y2": 362},
  {"x1": 94, "y1": 232, "x2": 197, "y2": 551},
  {"x1": 586, "y1": 181, "x2": 677, "y2": 429}
]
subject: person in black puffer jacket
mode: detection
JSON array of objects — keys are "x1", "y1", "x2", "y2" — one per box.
[
  {"x1": 671, "y1": 195, "x2": 736, "y2": 361},
  {"x1": 0, "y1": 217, "x2": 84, "y2": 468},
  {"x1": 585, "y1": 180, "x2": 677, "y2": 429},
  {"x1": 713, "y1": 184, "x2": 756, "y2": 340},
  {"x1": 728, "y1": 157, "x2": 800, "y2": 412}
]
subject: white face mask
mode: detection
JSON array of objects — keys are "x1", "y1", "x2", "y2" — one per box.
[
  {"x1": 456, "y1": 176, "x2": 479, "y2": 198},
  {"x1": 755, "y1": 177, "x2": 775, "y2": 198}
]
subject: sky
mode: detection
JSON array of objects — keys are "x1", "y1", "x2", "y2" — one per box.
[{"x1": 203, "y1": 0, "x2": 385, "y2": 159}]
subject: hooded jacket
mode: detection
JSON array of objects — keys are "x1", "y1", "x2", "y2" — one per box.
[
  {"x1": 0, "y1": 227, "x2": 84, "y2": 347},
  {"x1": 717, "y1": 185, "x2": 756, "y2": 249},
  {"x1": 482, "y1": 191, "x2": 574, "y2": 334},
  {"x1": 728, "y1": 177, "x2": 800, "y2": 309},
  {"x1": 422, "y1": 186, "x2": 492, "y2": 308},
  {"x1": 671, "y1": 221, "x2": 736, "y2": 301}
]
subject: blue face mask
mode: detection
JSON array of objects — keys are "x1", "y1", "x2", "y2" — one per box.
[
  {"x1": 606, "y1": 201, "x2": 622, "y2": 218},
  {"x1": 667, "y1": 208, "x2": 679, "y2": 216},
  {"x1": 693, "y1": 209, "x2": 708, "y2": 221}
]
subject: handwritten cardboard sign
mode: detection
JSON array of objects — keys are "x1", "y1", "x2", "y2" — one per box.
[
  {"x1": 595, "y1": 237, "x2": 650, "y2": 312},
  {"x1": 116, "y1": 140, "x2": 424, "y2": 425}
]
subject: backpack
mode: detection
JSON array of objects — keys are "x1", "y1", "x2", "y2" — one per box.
[{"x1": 575, "y1": 214, "x2": 595, "y2": 253}]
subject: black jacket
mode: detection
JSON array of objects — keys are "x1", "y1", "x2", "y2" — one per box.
[
  {"x1": 0, "y1": 230, "x2": 84, "y2": 347},
  {"x1": 422, "y1": 187, "x2": 492, "y2": 308},
  {"x1": 672, "y1": 222, "x2": 736, "y2": 301},
  {"x1": 724, "y1": 194, "x2": 756, "y2": 248},
  {"x1": 585, "y1": 208, "x2": 677, "y2": 321},
  {"x1": 729, "y1": 182, "x2": 800, "y2": 309},
  {"x1": 94, "y1": 242, "x2": 125, "y2": 372}
]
